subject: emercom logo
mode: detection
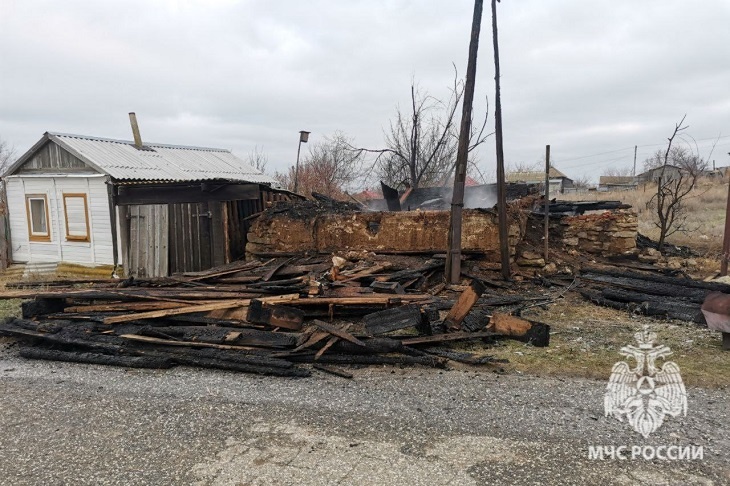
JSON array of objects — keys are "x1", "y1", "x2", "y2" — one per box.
[{"x1": 604, "y1": 326, "x2": 687, "y2": 438}]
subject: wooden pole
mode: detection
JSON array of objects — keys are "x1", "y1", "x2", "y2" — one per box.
[
  {"x1": 632, "y1": 145, "x2": 638, "y2": 176},
  {"x1": 721, "y1": 177, "x2": 730, "y2": 276},
  {"x1": 492, "y1": 0, "x2": 510, "y2": 280},
  {"x1": 294, "y1": 138, "x2": 303, "y2": 193},
  {"x1": 446, "y1": 0, "x2": 484, "y2": 284},
  {"x1": 543, "y1": 145, "x2": 550, "y2": 263}
]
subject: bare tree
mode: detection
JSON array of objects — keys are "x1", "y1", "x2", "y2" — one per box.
[
  {"x1": 642, "y1": 146, "x2": 705, "y2": 174},
  {"x1": 646, "y1": 115, "x2": 707, "y2": 249},
  {"x1": 603, "y1": 166, "x2": 634, "y2": 177},
  {"x1": 275, "y1": 131, "x2": 364, "y2": 199},
  {"x1": 572, "y1": 175, "x2": 593, "y2": 190},
  {"x1": 0, "y1": 137, "x2": 16, "y2": 175},
  {"x1": 351, "y1": 71, "x2": 491, "y2": 189},
  {"x1": 507, "y1": 161, "x2": 541, "y2": 173},
  {"x1": 246, "y1": 145, "x2": 268, "y2": 174}
]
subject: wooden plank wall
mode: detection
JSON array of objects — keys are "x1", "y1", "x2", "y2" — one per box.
[
  {"x1": 0, "y1": 214, "x2": 8, "y2": 271},
  {"x1": 16, "y1": 142, "x2": 94, "y2": 173},
  {"x1": 168, "y1": 201, "x2": 227, "y2": 274},
  {"x1": 224, "y1": 189, "x2": 295, "y2": 262},
  {"x1": 127, "y1": 204, "x2": 168, "y2": 278},
  {"x1": 122, "y1": 187, "x2": 298, "y2": 276}
]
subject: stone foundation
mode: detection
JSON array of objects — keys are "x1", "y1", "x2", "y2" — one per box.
[{"x1": 561, "y1": 210, "x2": 638, "y2": 256}]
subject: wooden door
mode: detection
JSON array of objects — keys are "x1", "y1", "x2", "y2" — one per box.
[
  {"x1": 126, "y1": 204, "x2": 168, "y2": 277},
  {"x1": 168, "y1": 201, "x2": 225, "y2": 274}
]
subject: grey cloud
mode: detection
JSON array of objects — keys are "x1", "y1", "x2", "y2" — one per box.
[{"x1": 1, "y1": 0, "x2": 728, "y2": 183}]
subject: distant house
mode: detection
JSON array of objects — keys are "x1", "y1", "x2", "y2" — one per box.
[
  {"x1": 1, "y1": 132, "x2": 297, "y2": 277},
  {"x1": 598, "y1": 176, "x2": 637, "y2": 191},
  {"x1": 506, "y1": 166, "x2": 573, "y2": 197},
  {"x1": 635, "y1": 165, "x2": 684, "y2": 184}
]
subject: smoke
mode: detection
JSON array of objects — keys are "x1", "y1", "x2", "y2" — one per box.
[
  {"x1": 464, "y1": 184, "x2": 497, "y2": 209},
  {"x1": 435, "y1": 184, "x2": 498, "y2": 209}
]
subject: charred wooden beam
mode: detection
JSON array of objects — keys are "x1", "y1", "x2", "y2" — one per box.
[
  {"x1": 584, "y1": 266, "x2": 730, "y2": 293},
  {"x1": 363, "y1": 304, "x2": 424, "y2": 336},
  {"x1": 246, "y1": 300, "x2": 304, "y2": 330},
  {"x1": 288, "y1": 353, "x2": 448, "y2": 368},
  {"x1": 581, "y1": 273, "x2": 709, "y2": 303},
  {"x1": 400, "y1": 331, "x2": 495, "y2": 346},
  {"x1": 19, "y1": 346, "x2": 173, "y2": 369}
]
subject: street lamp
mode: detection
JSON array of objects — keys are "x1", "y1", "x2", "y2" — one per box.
[{"x1": 293, "y1": 130, "x2": 310, "y2": 193}]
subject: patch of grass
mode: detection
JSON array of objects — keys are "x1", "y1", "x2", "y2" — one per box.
[
  {"x1": 484, "y1": 295, "x2": 730, "y2": 389},
  {"x1": 564, "y1": 177, "x2": 728, "y2": 254},
  {"x1": 0, "y1": 299, "x2": 21, "y2": 319}
]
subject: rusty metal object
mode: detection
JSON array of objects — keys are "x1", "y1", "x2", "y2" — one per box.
[{"x1": 700, "y1": 291, "x2": 730, "y2": 350}]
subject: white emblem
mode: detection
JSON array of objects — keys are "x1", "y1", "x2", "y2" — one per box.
[{"x1": 604, "y1": 326, "x2": 687, "y2": 438}]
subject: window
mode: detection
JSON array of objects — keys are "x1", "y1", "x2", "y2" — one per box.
[
  {"x1": 63, "y1": 193, "x2": 90, "y2": 242},
  {"x1": 25, "y1": 194, "x2": 51, "y2": 241}
]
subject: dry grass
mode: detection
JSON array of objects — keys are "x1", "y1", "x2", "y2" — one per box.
[
  {"x1": 564, "y1": 177, "x2": 728, "y2": 255},
  {"x1": 481, "y1": 295, "x2": 730, "y2": 389}
]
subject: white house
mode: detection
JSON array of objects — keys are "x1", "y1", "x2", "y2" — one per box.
[{"x1": 1, "y1": 131, "x2": 293, "y2": 277}]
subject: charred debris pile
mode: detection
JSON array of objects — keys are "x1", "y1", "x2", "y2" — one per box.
[
  {"x1": 2, "y1": 195, "x2": 721, "y2": 375},
  {"x1": 0, "y1": 255, "x2": 557, "y2": 378}
]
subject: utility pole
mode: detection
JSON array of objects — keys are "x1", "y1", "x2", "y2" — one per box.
[
  {"x1": 544, "y1": 145, "x2": 550, "y2": 263},
  {"x1": 721, "y1": 152, "x2": 730, "y2": 276},
  {"x1": 446, "y1": 0, "x2": 484, "y2": 284},
  {"x1": 293, "y1": 130, "x2": 310, "y2": 193},
  {"x1": 632, "y1": 145, "x2": 637, "y2": 176},
  {"x1": 492, "y1": 0, "x2": 510, "y2": 280}
]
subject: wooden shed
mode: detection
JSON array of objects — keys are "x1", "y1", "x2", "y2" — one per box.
[{"x1": 2, "y1": 132, "x2": 298, "y2": 277}]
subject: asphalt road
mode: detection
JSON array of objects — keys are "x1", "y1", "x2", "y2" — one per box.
[{"x1": 0, "y1": 344, "x2": 728, "y2": 486}]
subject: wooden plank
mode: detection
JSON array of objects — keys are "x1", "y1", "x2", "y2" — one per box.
[
  {"x1": 103, "y1": 300, "x2": 250, "y2": 324},
  {"x1": 400, "y1": 331, "x2": 495, "y2": 345},
  {"x1": 159, "y1": 204, "x2": 169, "y2": 277},
  {"x1": 246, "y1": 299, "x2": 304, "y2": 330},
  {"x1": 443, "y1": 279, "x2": 486, "y2": 331},
  {"x1": 487, "y1": 313, "x2": 550, "y2": 347},
  {"x1": 262, "y1": 257, "x2": 294, "y2": 282},
  {"x1": 339, "y1": 263, "x2": 392, "y2": 282},
  {"x1": 315, "y1": 335, "x2": 340, "y2": 360},
  {"x1": 102, "y1": 294, "x2": 300, "y2": 324},
  {"x1": 64, "y1": 301, "x2": 192, "y2": 313},
  {"x1": 119, "y1": 334, "x2": 263, "y2": 351},
  {"x1": 288, "y1": 295, "x2": 432, "y2": 306},
  {"x1": 311, "y1": 320, "x2": 366, "y2": 347},
  {"x1": 369, "y1": 281, "x2": 405, "y2": 294},
  {"x1": 290, "y1": 330, "x2": 330, "y2": 352}
]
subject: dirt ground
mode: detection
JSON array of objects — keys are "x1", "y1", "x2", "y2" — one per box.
[{"x1": 484, "y1": 294, "x2": 730, "y2": 388}]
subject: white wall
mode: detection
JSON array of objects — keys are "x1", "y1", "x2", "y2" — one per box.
[{"x1": 5, "y1": 175, "x2": 114, "y2": 265}]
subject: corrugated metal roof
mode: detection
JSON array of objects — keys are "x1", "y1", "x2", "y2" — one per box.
[{"x1": 46, "y1": 132, "x2": 279, "y2": 184}]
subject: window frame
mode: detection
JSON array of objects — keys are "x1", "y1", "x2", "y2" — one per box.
[
  {"x1": 62, "y1": 193, "x2": 91, "y2": 242},
  {"x1": 25, "y1": 194, "x2": 51, "y2": 242}
]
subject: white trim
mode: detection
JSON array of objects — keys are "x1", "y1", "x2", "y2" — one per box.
[{"x1": 4, "y1": 174, "x2": 107, "y2": 179}]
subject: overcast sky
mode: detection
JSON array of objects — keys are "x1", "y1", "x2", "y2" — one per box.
[{"x1": 1, "y1": 0, "x2": 729, "y2": 185}]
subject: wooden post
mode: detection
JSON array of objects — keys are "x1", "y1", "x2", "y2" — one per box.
[
  {"x1": 492, "y1": 0, "x2": 510, "y2": 280},
  {"x1": 446, "y1": 0, "x2": 484, "y2": 284},
  {"x1": 632, "y1": 145, "x2": 638, "y2": 176},
  {"x1": 543, "y1": 145, "x2": 550, "y2": 263},
  {"x1": 720, "y1": 177, "x2": 730, "y2": 276}
]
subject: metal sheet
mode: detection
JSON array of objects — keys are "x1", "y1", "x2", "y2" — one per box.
[{"x1": 48, "y1": 133, "x2": 279, "y2": 185}]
